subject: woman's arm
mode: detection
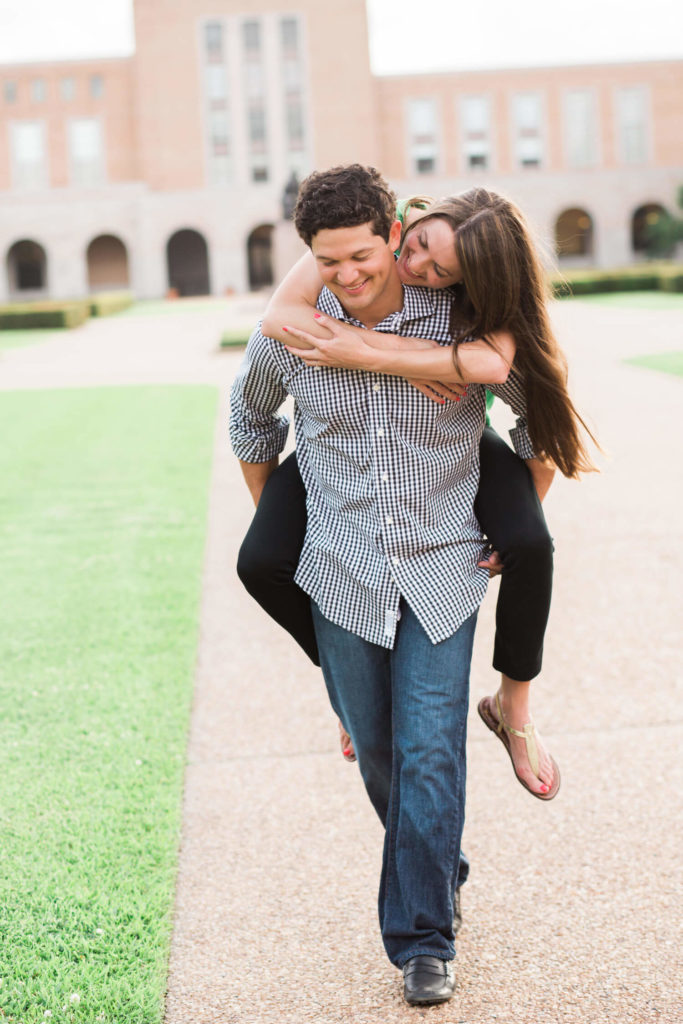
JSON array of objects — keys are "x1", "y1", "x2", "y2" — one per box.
[
  {"x1": 262, "y1": 252, "x2": 330, "y2": 347},
  {"x1": 283, "y1": 315, "x2": 515, "y2": 386}
]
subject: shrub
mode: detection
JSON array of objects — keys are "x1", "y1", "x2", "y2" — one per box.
[
  {"x1": 220, "y1": 328, "x2": 251, "y2": 348},
  {"x1": 0, "y1": 301, "x2": 89, "y2": 329},
  {"x1": 89, "y1": 291, "x2": 134, "y2": 317},
  {"x1": 551, "y1": 265, "x2": 683, "y2": 297}
]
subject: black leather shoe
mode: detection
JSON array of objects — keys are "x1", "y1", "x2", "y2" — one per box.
[{"x1": 402, "y1": 955, "x2": 455, "y2": 1005}]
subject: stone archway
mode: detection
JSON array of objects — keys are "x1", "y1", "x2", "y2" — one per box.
[
  {"x1": 6, "y1": 239, "x2": 48, "y2": 296},
  {"x1": 166, "y1": 229, "x2": 210, "y2": 296},
  {"x1": 247, "y1": 224, "x2": 274, "y2": 290},
  {"x1": 555, "y1": 208, "x2": 594, "y2": 259},
  {"x1": 87, "y1": 234, "x2": 130, "y2": 291},
  {"x1": 631, "y1": 203, "x2": 671, "y2": 256}
]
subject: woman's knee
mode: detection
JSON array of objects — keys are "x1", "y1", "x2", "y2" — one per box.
[
  {"x1": 501, "y1": 527, "x2": 554, "y2": 574},
  {"x1": 236, "y1": 530, "x2": 295, "y2": 591}
]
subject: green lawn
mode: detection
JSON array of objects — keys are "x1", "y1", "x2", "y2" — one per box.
[
  {"x1": 624, "y1": 352, "x2": 683, "y2": 377},
  {"x1": 0, "y1": 385, "x2": 218, "y2": 1024},
  {"x1": 572, "y1": 291, "x2": 683, "y2": 310},
  {"x1": 0, "y1": 328, "x2": 69, "y2": 350},
  {"x1": 120, "y1": 298, "x2": 232, "y2": 317}
]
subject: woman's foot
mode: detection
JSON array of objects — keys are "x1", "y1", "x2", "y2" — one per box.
[
  {"x1": 478, "y1": 680, "x2": 560, "y2": 799},
  {"x1": 338, "y1": 720, "x2": 356, "y2": 762}
]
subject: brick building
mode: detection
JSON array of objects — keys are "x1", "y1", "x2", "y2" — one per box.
[{"x1": 1, "y1": 0, "x2": 681, "y2": 302}]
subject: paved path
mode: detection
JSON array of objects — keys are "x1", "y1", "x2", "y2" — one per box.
[{"x1": 3, "y1": 297, "x2": 681, "y2": 1022}]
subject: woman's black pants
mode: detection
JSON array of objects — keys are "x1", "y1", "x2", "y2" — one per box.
[{"x1": 237, "y1": 426, "x2": 553, "y2": 681}]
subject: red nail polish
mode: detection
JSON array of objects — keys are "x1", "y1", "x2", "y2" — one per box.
[
  {"x1": 343, "y1": 748, "x2": 352, "y2": 755},
  {"x1": 282, "y1": 326, "x2": 289, "y2": 332},
  {"x1": 313, "y1": 313, "x2": 321, "y2": 319},
  {"x1": 540, "y1": 785, "x2": 549, "y2": 792}
]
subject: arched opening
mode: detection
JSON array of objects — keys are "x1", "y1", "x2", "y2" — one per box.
[
  {"x1": 631, "y1": 203, "x2": 673, "y2": 257},
  {"x1": 87, "y1": 234, "x2": 130, "y2": 291},
  {"x1": 247, "y1": 224, "x2": 274, "y2": 289},
  {"x1": 6, "y1": 239, "x2": 48, "y2": 297},
  {"x1": 166, "y1": 229, "x2": 210, "y2": 296},
  {"x1": 555, "y1": 208, "x2": 594, "y2": 259}
]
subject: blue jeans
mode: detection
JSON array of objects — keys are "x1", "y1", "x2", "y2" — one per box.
[{"x1": 312, "y1": 600, "x2": 477, "y2": 967}]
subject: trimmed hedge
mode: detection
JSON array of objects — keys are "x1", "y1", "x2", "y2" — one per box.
[
  {"x1": 89, "y1": 290, "x2": 134, "y2": 317},
  {"x1": 0, "y1": 301, "x2": 89, "y2": 330},
  {"x1": 220, "y1": 328, "x2": 252, "y2": 349},
  {"x1": 551, "y1": 264, "x2": 683, "y2": 297}
]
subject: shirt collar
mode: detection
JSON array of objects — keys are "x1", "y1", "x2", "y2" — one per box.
[{"x1": 318, "y1": 284, "x2": 440, "y2": 331}]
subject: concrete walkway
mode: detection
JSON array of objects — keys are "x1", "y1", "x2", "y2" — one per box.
[{"x1": 3, "y1": 296, "x2": 681, "y2": 1023}]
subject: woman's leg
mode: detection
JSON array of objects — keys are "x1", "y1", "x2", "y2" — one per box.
[
  {"x1": 474, "y1": 426, "x2": 557, "y2": 795},
  {"x1": 237, "y1": 452, "x2": 320, "y2": 666}
]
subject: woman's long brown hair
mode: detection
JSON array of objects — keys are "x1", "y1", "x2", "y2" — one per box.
[{"x1": 414, "y1": 189, "x2": 598, "y2": 478}]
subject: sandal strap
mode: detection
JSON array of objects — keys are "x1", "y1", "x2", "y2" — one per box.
[{"x1": 494, "y1": 692, "x2": 540, "y2": 777}]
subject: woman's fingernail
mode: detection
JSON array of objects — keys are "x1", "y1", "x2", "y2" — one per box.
[
  {"x1": 313, "y1": 313, "x2": 322, "y2": 319},
  {"x1": 282, "y1": 326, "x2": 289, "y2": 332},
  {"x1": 343, "y1": 747, "x2": 352, "y2": 755}
]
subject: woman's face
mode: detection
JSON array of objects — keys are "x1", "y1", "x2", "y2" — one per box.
[{"x1": 396, "y1": 217, "x2": 462, "y2": 290}]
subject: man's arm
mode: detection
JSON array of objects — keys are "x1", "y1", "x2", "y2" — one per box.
[
  {"x1": 239, "y1": 456, "x2": 279, "y2": 507},
  {"x1": 229, "y1": 328, "x2": 290, "y2": 500}
]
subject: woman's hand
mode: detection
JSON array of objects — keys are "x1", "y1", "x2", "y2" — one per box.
[
  {"x1": 283, "y1": 315, "x2": 378, "y2": 370},
  {"x1": 283, "y1": 316, "x2": 467, "y2": 405},
  {"x1": 408, "y1": 379, "x2": 467, "y2": 404}
]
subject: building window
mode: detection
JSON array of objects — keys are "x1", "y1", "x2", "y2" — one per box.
[
  {"x1": 281, "y1": 18, "x2": 299, "y2": 56},
  {"x1": 89, "y1": 75, "x2": 104, "y2": 99},
  {"x1": 209, "y1": 111, "x2": 230, "y2": 156},
  {"x1": 564, "y1": 89, "x2": 599, "y2": 168},
  {"x1": 205, "y1": 21, "x2": 223, "y2": 63},
  {"x1": 407, "y1": 98, "x2": 439, "y2": 175},
  {"x1": 243, "y1": 20, "x2": 261, "y2": 54},
  {"x1": 616, "y1": 86, "x2": 648, "y2": 164},
  {"x1": 10, "y1": 121, "x2": 48, "y2": 189},
  {"x1": 4, "y1": 80, "x2": 17, "y2": 103},
  {"x1": 202, "y1": 20, "x2": 232, "y2": 183},
  {"x1": 247, "y1": 105, "x2": 267, "y2": 150},
  {"x1": 461, "y1": 95, "x2": 492, "y2": 170},
  {"x1": 30, "y1": 78, "x2": 46, "y2": 103},
  {"x1": 205, "y1": 66, "x2": 228, "y2": 106},
  {"x1": 512, "y1": 92, "x2": 544, "y2": 168},
  {"x1": 68, "y1": 118, "x2": 105, "y2": 186},
  {"x1": 252, "y1": 166, "x2": 268, "y2": 182},
  {"x1": 60, "y1": 77, "x2": 75, "y2": 101},
  {"x1": 285, "y1": 99, "x2": 305, "y2": 151}
]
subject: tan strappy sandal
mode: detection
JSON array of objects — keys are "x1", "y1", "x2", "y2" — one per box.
[{"x1": 477, "y1": 692, "x2": 560, "y2": 801}]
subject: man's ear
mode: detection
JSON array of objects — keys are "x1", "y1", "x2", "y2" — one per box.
[{"x1": 388, "y1": 219, "x2": 403, "y2": 252}]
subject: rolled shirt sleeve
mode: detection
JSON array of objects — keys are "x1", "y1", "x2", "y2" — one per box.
[
  {"x1": 229, "y1": 326, "x2": 290, "y2": 463},
  {"x1": 487, "y1": 368, "x2": 536, "y2": 460}
]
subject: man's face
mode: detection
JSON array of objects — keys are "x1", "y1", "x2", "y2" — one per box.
[{"x1": 311, "y1": 220, "x2": 403, "y2": 320}]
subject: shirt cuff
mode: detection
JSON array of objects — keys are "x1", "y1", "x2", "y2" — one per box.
[
  {"x1": 230, "y1": 417, "x2": 289, "y2": 463},
  {"x1": 508, "y1": 422, "x2": 536, "y2": 460}
]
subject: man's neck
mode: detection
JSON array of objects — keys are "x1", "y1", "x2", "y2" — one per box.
[{"x1": 351, "y1": 276, "x2": 405, "y2": 329}]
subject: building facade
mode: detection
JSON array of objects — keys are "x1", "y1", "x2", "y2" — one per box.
[{"x1": 1, "y1": 0, "x2": 682, "y2": 303}]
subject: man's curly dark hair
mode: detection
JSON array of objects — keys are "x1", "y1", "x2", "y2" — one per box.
[{"x1": 293, "y1": 164, "x2": 397, "y2": 247}]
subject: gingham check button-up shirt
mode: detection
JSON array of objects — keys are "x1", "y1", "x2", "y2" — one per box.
[{"x1": 230, "y1": 285, "x2": 535, "y2": 648}]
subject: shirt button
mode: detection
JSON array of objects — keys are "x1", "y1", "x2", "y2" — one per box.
[
  {"x1": 386, "y1": 515, "x2": 393, "y2": 525},
  {"x1": 392, "y1": 556, "x2": 399, "y2": 565},
  {"x1": 377, "y1": 428, "x2": 384, "y2": 438},
  {"x1": 381, "y1": 472, "x2": 389, "y2": 483},
  {"x1": 373, "y1": 383, "x2": 381, "y2": 392}
]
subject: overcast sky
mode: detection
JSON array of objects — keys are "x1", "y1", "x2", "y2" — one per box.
[{"x1": 0, "y1": 0, "x2": 681, "y2": 72}]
